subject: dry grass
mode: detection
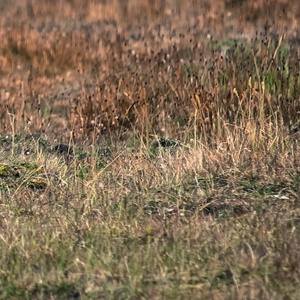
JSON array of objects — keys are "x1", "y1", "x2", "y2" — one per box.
[{"x1": 0, "y1": 0, "x2": 299, "y2": 299}]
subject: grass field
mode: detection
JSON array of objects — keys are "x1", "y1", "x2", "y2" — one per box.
[{"x1": 0, "y1": 0, "x2": 300, "y2": 299}]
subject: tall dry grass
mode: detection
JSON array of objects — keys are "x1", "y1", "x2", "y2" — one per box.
[{"x1": 0, "y1": 1, "x2": 299, "y2": 299}]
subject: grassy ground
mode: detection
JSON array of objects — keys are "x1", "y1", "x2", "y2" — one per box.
[{"x1": 0, "y1": 0, "x2": 300, "y2": 299}]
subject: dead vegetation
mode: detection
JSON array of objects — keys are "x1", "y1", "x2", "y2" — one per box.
[{"x1": 0, "y1": 0, "x2": 299, "y2": 299}]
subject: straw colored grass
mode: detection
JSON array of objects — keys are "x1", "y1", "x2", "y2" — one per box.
[{"x1": 0, "y1": 0, "x2": 299, "y2": 299}]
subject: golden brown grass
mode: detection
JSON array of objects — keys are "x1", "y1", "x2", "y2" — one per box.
[{"x1": 0, "y1": 0, "x2": 299, "y2": 299}]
